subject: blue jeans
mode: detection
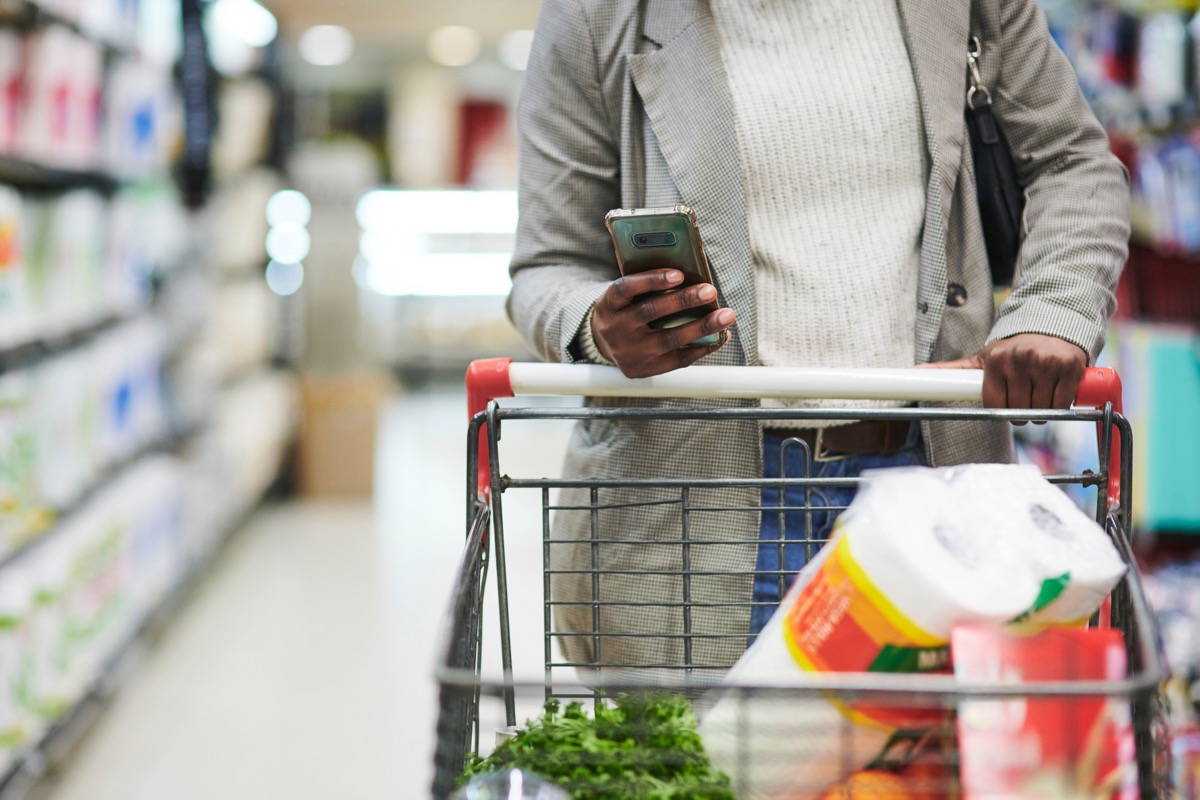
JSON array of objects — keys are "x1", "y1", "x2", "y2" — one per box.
[{"x1": 749, "y1": 425, "x2": 927, "y2": 638}]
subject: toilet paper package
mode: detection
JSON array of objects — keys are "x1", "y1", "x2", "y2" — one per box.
[
  {"x1": 943, "y1": 464, "x2": 1128, "y2": 626},
  {"x1": 699, "y1": 469, "x2": 1046, "y2": 800}
]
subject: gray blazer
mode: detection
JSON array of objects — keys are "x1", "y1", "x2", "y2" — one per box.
[{"x1": 507, "y1": 0, "x2": 1130, "y2": 673}]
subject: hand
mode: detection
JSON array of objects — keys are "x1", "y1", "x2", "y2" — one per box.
[
  {"x1": 925, "y1": 334, "x2": 1088, "y2": 423},
  {"x1": 591, "y1": 268, "x2": 736, "y2": 379}
]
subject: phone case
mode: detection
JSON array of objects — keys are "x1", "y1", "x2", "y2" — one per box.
[
  {"x1": 604, "y1": 205, "x2": 715, "y2": 284},
  {"x1": 604, "y1": 205, "x2": 727, "y2": 347}
]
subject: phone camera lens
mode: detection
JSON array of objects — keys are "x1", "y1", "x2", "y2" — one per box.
[{"x1": 637, "y1": 236, "x2": 648, "y2": 244}]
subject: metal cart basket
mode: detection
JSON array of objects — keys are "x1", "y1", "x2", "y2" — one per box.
[{"x1": 434, "y1": 359, "x2": 1167, "y2": 799}]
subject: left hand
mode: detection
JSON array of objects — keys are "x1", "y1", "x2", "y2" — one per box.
[{"x1": 924, "y1": 334, "x2": 1088, "y2": 421}]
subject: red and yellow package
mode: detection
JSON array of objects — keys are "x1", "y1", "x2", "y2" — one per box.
[{"x1": 952, "y1": 626, "x2": 1137, "y2": 799}]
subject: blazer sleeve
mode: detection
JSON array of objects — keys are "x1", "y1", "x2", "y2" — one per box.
[
  {"x1": 506, "y1": 0, "x2": 623, "y2": 364},
  {"x1": 985, "y1": 0, "x2": 1130, "y2": 363}
]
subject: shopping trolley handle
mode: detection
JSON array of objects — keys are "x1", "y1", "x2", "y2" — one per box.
[
  {"x1": 468, "y1": 358, "x2": 1122, "y2": 410},
  {"x1": 466, "y1": 360, "x2": 1124, "y2": 504}
]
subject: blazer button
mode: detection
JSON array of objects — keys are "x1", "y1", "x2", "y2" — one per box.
[{"x1": 946, "y1": 284, "x2": 968, "y2": 307}]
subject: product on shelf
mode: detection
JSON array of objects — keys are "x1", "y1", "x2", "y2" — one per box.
[
  {"x1": 0, "y1": 567, "x2": 31, "y2": 762},
  {"x1": 0, "y1": 30, "x2": 21, "y2": 156},
  {"x1": 0, "y1": 15, "x2": 177, "y2": 174},
  {"x1": 190, "y1": 371, "x2": 295, "y2": 538},
  {"x1": 0, "y1": 372, "x2": 43, "y2": 554},
  {"x1": 22, "y1": 189, "x2": 107, "y2": 334},
  {"x1": 207, "y1": 168, "x2": 280, "y2": 275},
  {"x1": 104, "y1": 57, "x2": 181, "y2": 180},
  {"x1": 0, "y1": 182, "x2": 186, "y2": 349},
  {"x1": 0, "y1": 318, "x2": 171, "y2": 562},
  {"x1": 17, "y1": 28, "x2": 103, "y2": 171},
  {"x1": 77, "y1": 0, "x2": 143, "y2": 51},
  {"x1": 107, "y1": 182, "x2": 187, "y2": 304},
  {"x1": 0, "y1": 453, "x2": 186, "y2": 766},
  {"x1": 1144, "y1": 557, "x2": 1200, "y2": 687},
  {"x1": 1106, "y1": 322, "x2": 1200, "y2": 533},
  {"x1": 206, "y1": 279, "x2": 277, "y2": 381},
  {"x1": 0, "y1": 185, "x2": 32, "y2": 348}
]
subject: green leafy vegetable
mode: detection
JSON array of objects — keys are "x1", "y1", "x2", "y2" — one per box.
[{"x1": 459, "y1": 692, "x2": 734, "y2": 800}]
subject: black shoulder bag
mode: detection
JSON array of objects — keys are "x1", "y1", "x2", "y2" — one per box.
[{"x1": 965, "y1": 27, "x2": 1025, "y2": 288}]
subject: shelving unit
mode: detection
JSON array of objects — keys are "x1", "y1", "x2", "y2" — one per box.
[
  {"x1": 0, "y1": 0, "x2": 298, "y2": 793},
  {"x1": 1030, "y1": 3, "x2": 1200, "y2": 784},
  {"x1": 0, "y1": 0, "x2": 138, "y2": 56},
  {"x1": 0, "y1": 157, "x2": 120, "y2": 195}
]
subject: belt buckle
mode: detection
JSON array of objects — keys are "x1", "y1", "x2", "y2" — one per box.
[{"x1": 813, "y1": 429, "x2": 851, "y2": 463}]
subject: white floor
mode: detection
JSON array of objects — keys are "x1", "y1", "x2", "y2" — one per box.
[{"x1": 41, "y1": 383, "x2": 577, "y2": 800}]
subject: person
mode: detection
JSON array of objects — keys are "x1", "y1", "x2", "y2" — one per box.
[{"x1": 506, "y1": 0, "x2": 1129, "y2": 673}]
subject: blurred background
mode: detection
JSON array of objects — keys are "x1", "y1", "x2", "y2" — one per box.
[{"x1": 0, "y1": 0, "x2": 1195, "y2": 798}]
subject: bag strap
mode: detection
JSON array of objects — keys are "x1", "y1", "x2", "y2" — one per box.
[
  {"x1": 966, "y1": 37, "x2": 992, "y2": 111},
  {"x1": 966, "y1": 0, "x2": 988, "y2": 109}
]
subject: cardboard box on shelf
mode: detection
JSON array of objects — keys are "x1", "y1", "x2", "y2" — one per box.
[{"x1": 296, "y1": 372, "x2": 395, "y2": 499}]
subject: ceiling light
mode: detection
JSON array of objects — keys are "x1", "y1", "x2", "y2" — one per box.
[
  {"x1": 265, "y1": 260, "x2": 305, "y2": 296},
  {"x1": 265, "y1": 225, "x2": 311, "y2": 264},
  {"x1": 353, "y1": 254, "x2": 512, "y2": 297},
  {"x1": 298, "y1": 25, "x2": 355, "y2": 67},
  {"x1": 208, "y1": 0, "x2": 277, "y2": 48},
  {"x1": 207, "y1": 33, "x2": 258, "y2": 76},
  {"x1": 498, "y1": 29, "x2": 534, "y2": 71},
  {"x1": 426, "y1": 25, "x2": 481, "y2": 68},
  {"x1": 355, "y1": 190, "x2": 517, "y2": 235},
  {"x1": 266, "y1": 190, "x2": 312, "y2": 227}
]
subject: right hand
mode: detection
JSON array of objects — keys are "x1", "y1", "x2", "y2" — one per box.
[{"x1": 591, "y1": 268, "x2": 736, "y2": 378}]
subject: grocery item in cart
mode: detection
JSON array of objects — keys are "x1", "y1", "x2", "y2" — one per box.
[
  {"x1": 944, "y1": 463, "x2": 1128, "y2": 625},
  {"x1": 952, "y1": 626, "x2": 1136, "y2": 800},
  {"x1": 699, "y1": 468, "x2": 1045, "y2": 800},
  {"x1": 459, "y1": 694, "x2": 735, "y2": 799},
  {"x1": 452, "y1": 769, "x2": 570, "y2": 799}
]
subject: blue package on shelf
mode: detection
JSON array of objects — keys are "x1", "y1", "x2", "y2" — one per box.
[{"x1": 1146, "y1": 327, "x2": 1200, "y2": 532}]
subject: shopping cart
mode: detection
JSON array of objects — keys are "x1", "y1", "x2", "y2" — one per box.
[{"x1": 434, "y1": 359, "x2": 1168, "y2": 799}]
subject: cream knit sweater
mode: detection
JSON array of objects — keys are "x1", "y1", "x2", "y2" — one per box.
[{"x1": 712, "y1": 0, "x2": 928, "y2": 425}]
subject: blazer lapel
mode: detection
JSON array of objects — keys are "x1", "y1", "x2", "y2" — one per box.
[
  {"x1": 629, "y1": 1, "x2": 759, "y2": 365},
  {"x1": 628, "y1": 1, "x2": 971, "y2": 367},
  {"x1": 895, "y1": 0, "x2": 972, "y2": 362}
]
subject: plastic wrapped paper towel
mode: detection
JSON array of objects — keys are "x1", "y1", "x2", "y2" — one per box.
[
  {"x1": 943, "y1": 463, "x2": 1128, "y2": 626},
  {"x1": 699, "y1": 468, "x2": 1045, "y2": 800}
]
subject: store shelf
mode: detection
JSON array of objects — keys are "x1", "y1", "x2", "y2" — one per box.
[
  {"x1": 0, "y1": 257, "x2": 198, "y2": 374},
  {"x1": 0, "y1": 155, "x2": 120, "y2": 195},
  {"x1": 0, "y1": 0, "x2": 136, "y2": 59},
  {"x1": 0, "y1": 423, "x2": 198, "y2": 575},
  {"x1": 0, "y1": 314, "x2": 126, "y2": 372},
  {"x1": 0, "y1": 483, "x2": 272, "y2": 800}
]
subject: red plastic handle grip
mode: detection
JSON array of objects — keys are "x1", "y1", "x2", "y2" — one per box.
[
  {"x1": 1073, "y1": 367, "x2": 1124, "y2": 512},
  {"x1": 467, "y1": 358, "x2": 514, "y2": 500}
]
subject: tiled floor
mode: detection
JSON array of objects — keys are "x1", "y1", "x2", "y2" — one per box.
[{"x1": 41, "y1": 383, "x2": 576, "y2": 800}]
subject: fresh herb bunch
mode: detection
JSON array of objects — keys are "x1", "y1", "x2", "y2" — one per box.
[{"x1": 459, "y1": 692, "x2": 734, "y2": 800}]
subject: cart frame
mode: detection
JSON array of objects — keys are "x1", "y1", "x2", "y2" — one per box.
[{"x1": 433, "y1": 359, "x2": 1167, "y2": 799}]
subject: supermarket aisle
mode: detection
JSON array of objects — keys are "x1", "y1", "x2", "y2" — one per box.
[{"x1": 41, "y1": 383, "x2": 575, "y2": 800}]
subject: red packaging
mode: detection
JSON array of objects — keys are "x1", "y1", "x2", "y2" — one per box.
[{"x1": 952, "y1": 626, "x2": 1138, "y2": 799}]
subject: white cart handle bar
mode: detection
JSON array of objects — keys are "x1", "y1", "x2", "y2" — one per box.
[{"x1": 466, "y1": 359, "x2": 1124, "y2": 506}]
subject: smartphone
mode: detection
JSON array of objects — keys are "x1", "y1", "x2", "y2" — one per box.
[{"x1": 604, "y1": 205, "x2": 728, "y2": 347}]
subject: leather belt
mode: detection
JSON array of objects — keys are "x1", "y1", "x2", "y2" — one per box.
[{"x1": 766, "y1": 420, "x2": 914, "y2": 461}]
